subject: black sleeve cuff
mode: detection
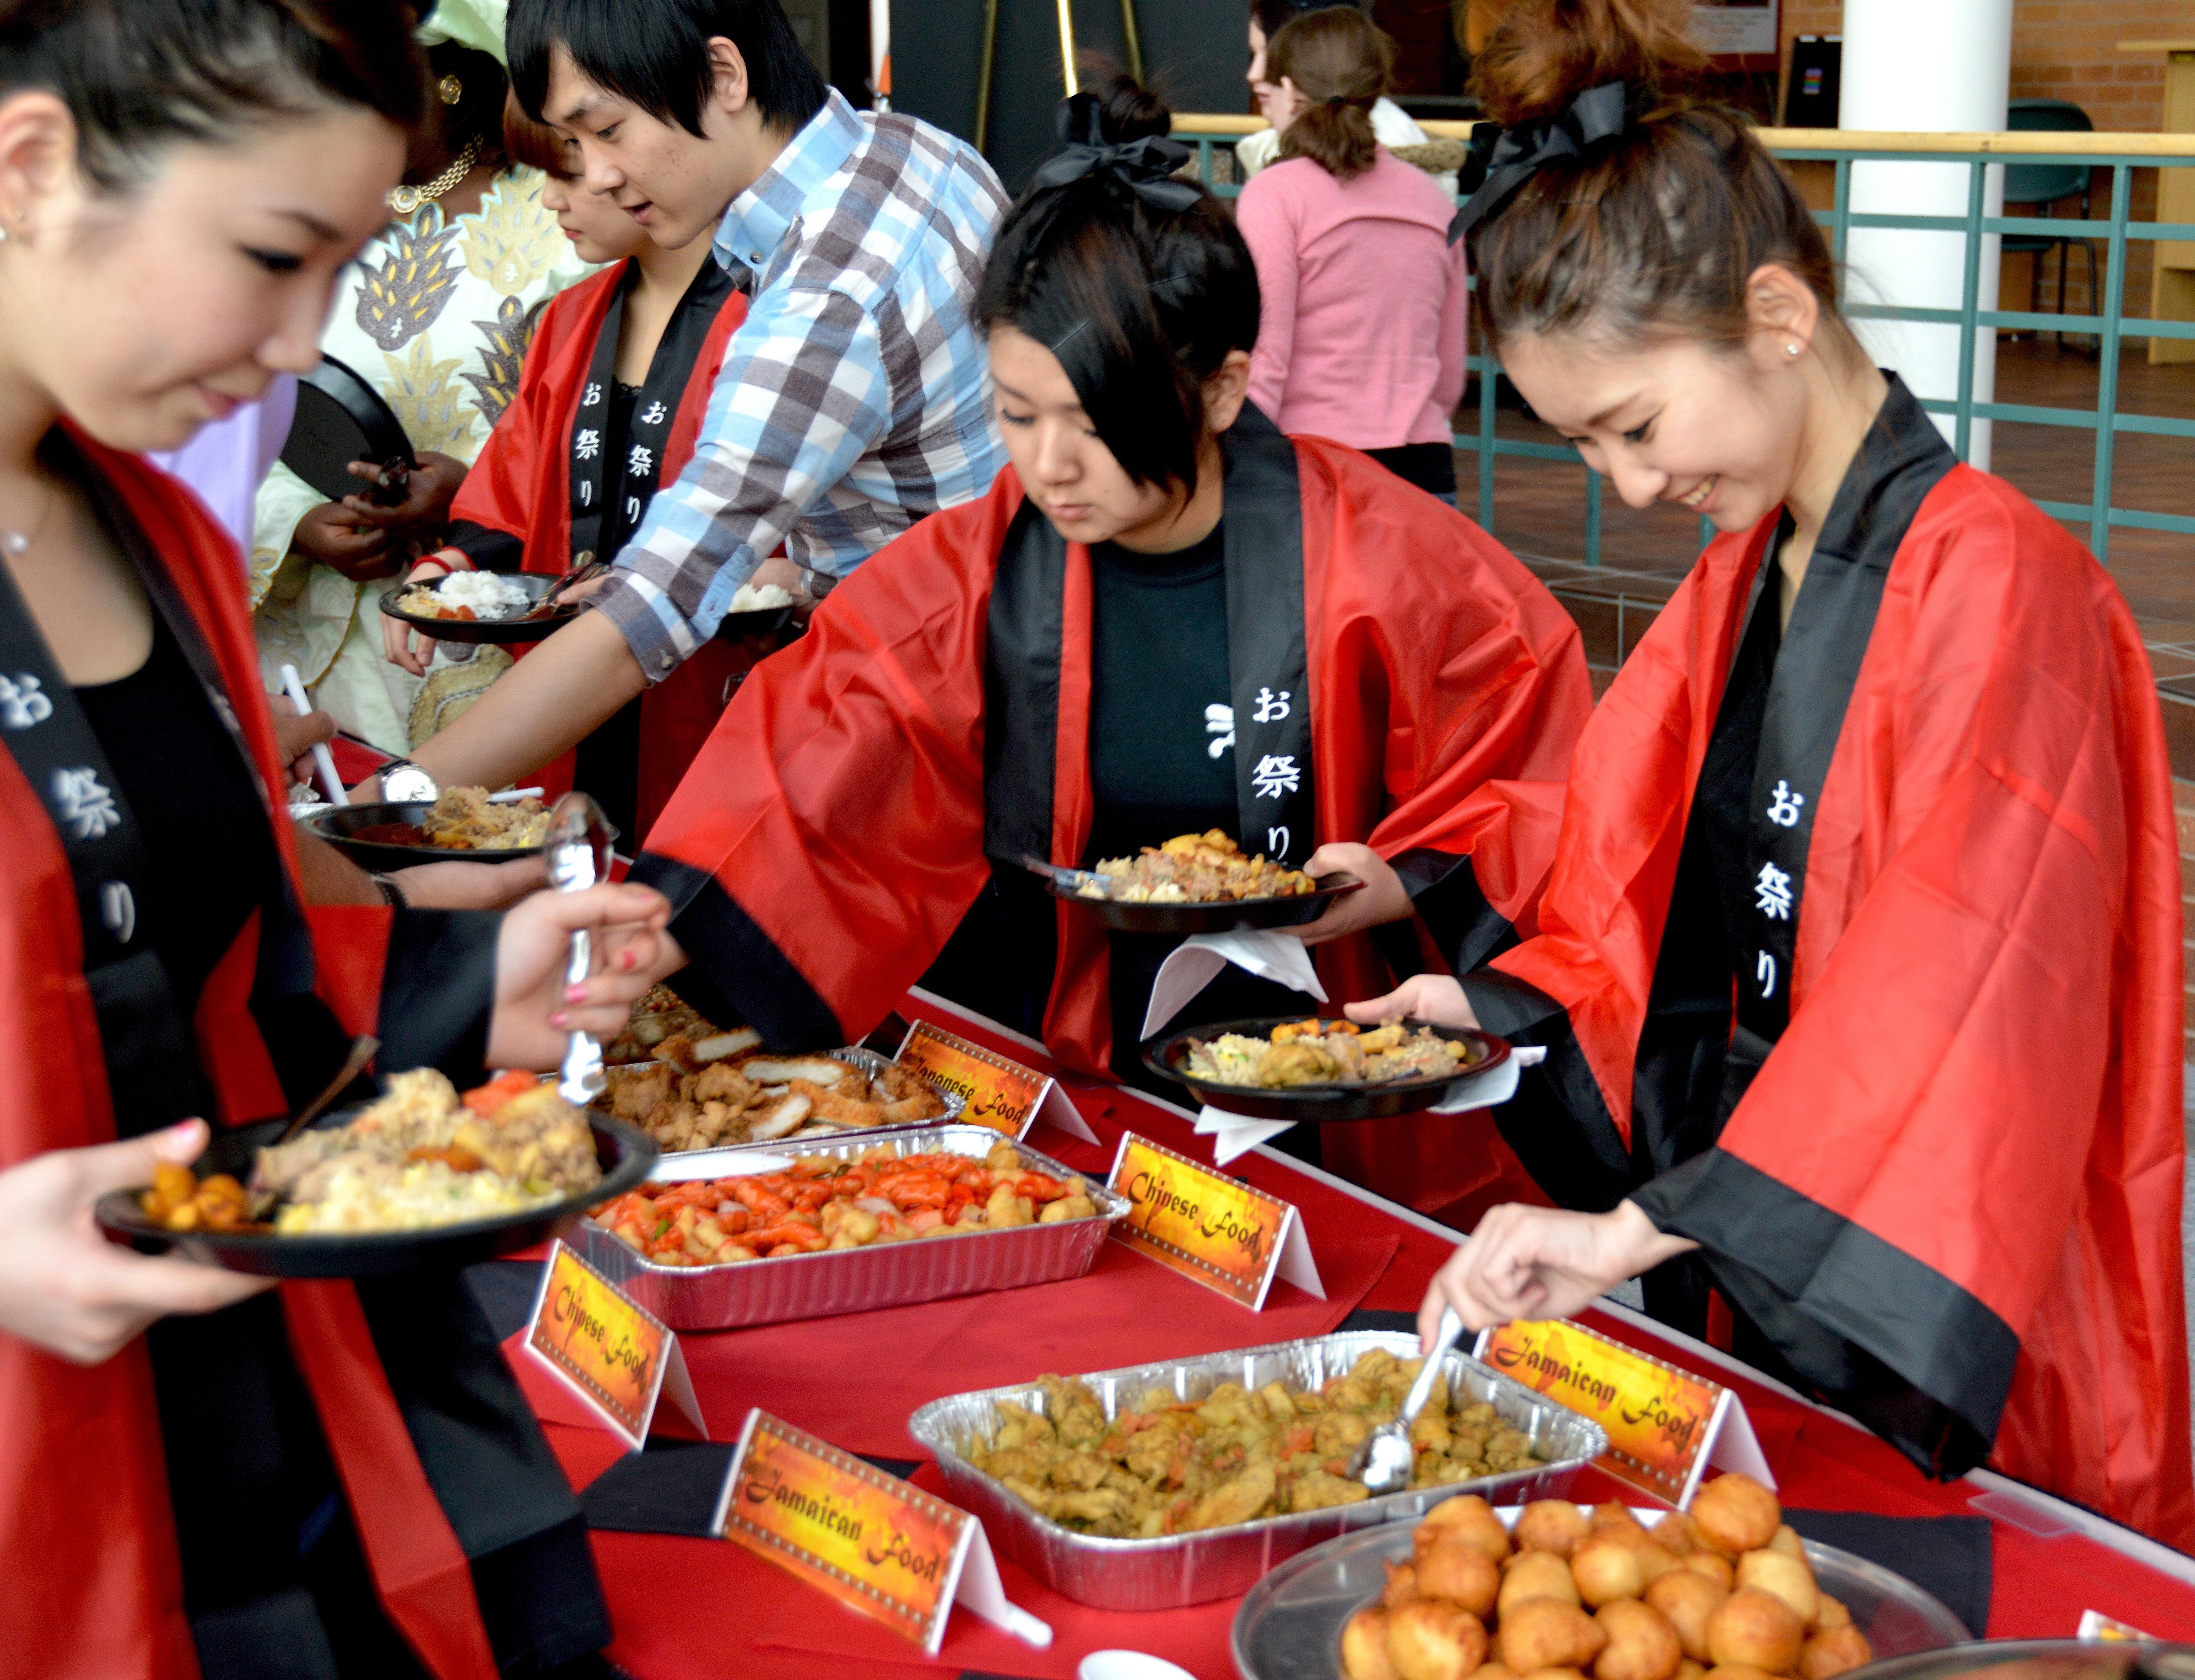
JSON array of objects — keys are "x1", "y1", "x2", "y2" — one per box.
[
  {"x1": 1632, "y1": 1147, "x2": 2012, "y2": 1480},
  {"x1": 629, "y1": 853, "x2": 845, "y2": 1050},
  {"x1": 1390, "y1": 849, "x2": 1518, "y2": 974},
  {"x1": 1458, "y1": 966, "x2": 1565, "y2": 1039},
  {"x1": 446, "y1": 520, "x2": 526, "y2": 574},
  {"x1": 377, "y1": 908, "x2": 499, "y2": 1083}
]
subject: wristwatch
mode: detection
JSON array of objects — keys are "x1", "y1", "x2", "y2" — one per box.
[{"x1": 380, "y1": 758, "x2": 438, "y2": 803}]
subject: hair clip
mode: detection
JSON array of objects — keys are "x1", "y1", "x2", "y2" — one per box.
[{"x1": 438, "y1": 74, "x2": 463, "y2": 106}]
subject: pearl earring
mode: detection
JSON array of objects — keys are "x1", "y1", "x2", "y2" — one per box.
[{"x1": 1787, "y1": 342, "x2": 1802, "y2": 357}]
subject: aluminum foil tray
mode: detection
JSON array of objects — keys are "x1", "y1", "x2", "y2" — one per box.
[
  {"x1": 572, "y1": 1124, "x2": 1125, "y2": 1331},
  {"x1": 610, "y1": 1044, "x2": 966, "y2": 1160},
  {"x1": 905, "y1": 1332, "x2": 1609, "y2": 1610}
]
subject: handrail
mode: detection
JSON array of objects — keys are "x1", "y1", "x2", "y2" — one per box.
[{"x1": 1169, "y1": 111, "x2": 2195, "y2": 159}]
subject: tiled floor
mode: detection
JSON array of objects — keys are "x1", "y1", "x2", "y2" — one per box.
[{"x1": 1471, "y1": 336, "x2": 2195, "y2": 756}]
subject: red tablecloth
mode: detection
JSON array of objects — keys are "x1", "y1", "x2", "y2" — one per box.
[{"x1": 521, "y1": 992, "x2": 2195, "y2": 1679}]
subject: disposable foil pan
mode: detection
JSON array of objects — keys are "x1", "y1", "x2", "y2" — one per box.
[
  {"x1": 608, "y1": 1044, "x2": 965, "y2": 1159},
  {"x1": 905, "y1": 1332, "x2": 1609, "y2": 1610},
  {"x1": 571, "y1": 1123, "x2": 1125, "y2": 1331}
]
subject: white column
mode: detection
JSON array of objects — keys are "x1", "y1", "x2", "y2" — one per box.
[{"x1": 1839, "y1": 0, "x2": 2011, "y2": 468}]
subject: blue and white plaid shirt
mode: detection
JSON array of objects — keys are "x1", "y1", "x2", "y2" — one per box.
[{"x1": 594, "y1": 90, "x2": 1009, "y2": 680}]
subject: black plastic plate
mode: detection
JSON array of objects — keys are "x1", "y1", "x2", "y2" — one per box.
[
  {"x1": 1023, "y1": 856, "x2": 1363, "y2": 935},
  {"x1": 1142, "y1": 1016, "x2": 1511, "y2": 1121},
  {"x1": 96, "y1": 1110, "x2": 657, "y2": 1278}
]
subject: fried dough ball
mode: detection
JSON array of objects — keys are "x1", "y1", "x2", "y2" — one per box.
[
  {"x1": 1736, "y1": 1549, "x2": 1818, "y2": 1628},
  {"x1": 1524, "y1": 1669, "x2": 1591, "y2": 1680},
  {"x1": 1654, "y1": 1513, "x2": 1705, "y2": 1555},
  {"x1": 1417, "y1": 1538, "x2": 1501, "y2": 1618},
  {"x1": 1691, "y1": 1475, "x2": 1781, "y2": 1557},
  {"x1": 1592, "y1": 1504, "x2": 1653, "y2": 1542},
  {"x1": 1516, "y1": 1500, "x2": 1594, "y2": 1558},
  {"x1": 1799, "y1": 1626, "x2": 1876, "y2": 1680},
  {"x1": 1420, "y1": 1494, "x2": 1512, "y2": 1567},
  {"x1": 1706, "y1": 1588, "x2": 1805, "y2": 1675},
  {"x1": 1682, "y1": 1554, "x2": 1736, "y2": 1591},
  {"x1": 1676, "y1": 1662, "x2": 1708, "y2": 1680},
  {"x1": 1384, "y1": 1559, "x2": 1422, "y2": 1609},
  {"x1": 1705, "y1": 1667, "x2": 1782, "y2": 1680},
  {"x1": 1388, "y1": 1600, "x2": 1488, "y2": 1680},
  {"x1": 1594, "y1": 1597, "x2": 1685, "y2": 1680},
  {"x1": 1767, "y1": 1526, "x2": 1805, "y2": 1560},
  {"x1": 1632, "y1": 1544, "x2": 1682, "y2": 1586},
  {"x1": 1477, "y1": 1666, "x2": 1521, "y2": 1680},
  {"x1": 1571, "y1": 1536, "x2": 1647, "y2": 1607},
  {"x1": 1814, "y1": 1595, "x2": 1851, "y2": 1632},
  {"x1": 1501, "y1": 1550, "x2": 1585, "y2": 1614},
  {"x1": 1343, "y1": 1607, "x2": 1403, "y2": 1680},
  {"x1": 1645, "y1": 1566, "x2": 1730, "y2": 1662},
  {"x1": 1500, "y1": 1599, "x2": 1610, "y2": 1674}
]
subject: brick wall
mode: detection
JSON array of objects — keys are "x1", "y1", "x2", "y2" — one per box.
[{"x1": 1778, "y1": 0, "x2": 2195, "y2": 320}]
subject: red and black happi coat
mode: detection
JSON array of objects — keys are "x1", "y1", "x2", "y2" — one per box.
[
  {"x1": 447, "y1": 255, "x2": 749, "y2": 841},
  {"x1": 1467, "y1": 379, "x2": 2192, "y2": 1546},
  {"x1": 634, "y1": 409, "x2": 1593, "y2": 1212},
  {"x1": 0, "y1": 432, "x2": 592, "y2": 1677}
]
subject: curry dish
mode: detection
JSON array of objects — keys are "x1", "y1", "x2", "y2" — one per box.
[
  {"x1": 1083, "y1": 831, "x2": 1315, "y2": 903},
  {"x1": 1341, "y1": 1474, "x2": 1874, "y2": 1680},
  {"x1": 964, "y1": 1348, "x2": 1544, "y2": 1539}
]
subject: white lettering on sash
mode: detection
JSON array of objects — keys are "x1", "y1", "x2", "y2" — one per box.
[
  {"x1": 1754, "y1": 861, "x2": 1793, "y2": 921},
  {"x1": 1204, "y1": 702, "x2": 1235, "y2": 760},
  {"x1": 1766, "y1": 779, "x2": 1804, "y2": 827},
  {"x1": 1251, "y1": 754, "x2": 1301, "y2": 800},
  {"x1": 0, "y1": 673, "x2": 52, "y2": 730}
]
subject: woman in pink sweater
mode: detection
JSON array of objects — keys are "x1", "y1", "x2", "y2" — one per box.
[{"x1": 1237, "y1": 7, "x2": 1469, "y2": 501}]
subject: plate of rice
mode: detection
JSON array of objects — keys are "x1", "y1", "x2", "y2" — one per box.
[{"x1": 379, "y1": 570, "x2": 578, "y2": 643}]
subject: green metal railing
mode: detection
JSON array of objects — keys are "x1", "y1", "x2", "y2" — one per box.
[{"x1": 1174, "y1": 120, "x2": 2195, "y2": 569}]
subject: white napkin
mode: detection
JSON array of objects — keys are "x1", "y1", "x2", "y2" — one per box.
[
  {"x1": 1194, "y1": 1045, "x2": 1547, "y2": 1166},
  {"x1": 1140, "y1": 929, "x2": 1326, "y2": 1042}
]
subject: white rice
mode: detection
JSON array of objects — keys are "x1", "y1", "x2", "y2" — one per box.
[{"x1": 431, "y1": 571, "x2": 533, "y2": 619}]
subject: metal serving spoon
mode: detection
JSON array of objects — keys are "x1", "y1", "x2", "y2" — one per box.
[
  {"x1": 1349, "y1": 1306, "x2": 1467, "y2": 1495},
  {"x1": 545, "y1": 790, "x2": 617, "y2": 1103}
]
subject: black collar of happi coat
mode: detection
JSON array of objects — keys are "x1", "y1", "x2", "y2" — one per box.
[
  {"x1": 982, "y1": 401, "x2": 1318, "y2": 872},
  {"x1": 1716, "y1": 372, "x2": 1957, "y2": 1087}
]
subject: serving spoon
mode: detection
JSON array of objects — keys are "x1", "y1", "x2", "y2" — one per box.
[
  {"x1": 1349, "y1": 1306, "x2": 1467, "y2": 1495},
  {"x1": 273, "y1": 1034, "x2": 381, "y2": 1145},
  {"x1": 545, "y1": 790, "x2": 617, "y2": 1103}
]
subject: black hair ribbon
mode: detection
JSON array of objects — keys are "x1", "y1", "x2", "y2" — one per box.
[
  {"x1": 1447, "y1": 80, "x2": 1628, "y2": 244},
  {"x1": 1029, "y1": 91, "x2": 1202, "y2": 215}
]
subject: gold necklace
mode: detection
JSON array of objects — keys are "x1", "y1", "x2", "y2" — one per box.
[{"x1": 387, "y1": 133, "x2": 484, "y2": 217}]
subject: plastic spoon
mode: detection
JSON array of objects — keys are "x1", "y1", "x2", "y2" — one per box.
[
  {"x1": 1349, "y1": 1306, "x2": 1465, "y2": 1495},
  {"x1": 545, "y1": 790, "x2": 616, "y2": 1103}
]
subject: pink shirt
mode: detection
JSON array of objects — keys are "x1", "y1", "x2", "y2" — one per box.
[{"x1": 1236, "y1": 150, "x2": 1468, "y2": 452}]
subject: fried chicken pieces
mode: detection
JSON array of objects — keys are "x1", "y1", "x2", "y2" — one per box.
[
  {"x1": 1341, "y1": 1477, "x2": 1874, "y2": 1680},
  {"x1": 967, "y1": 1349, "x2": 1546, "y2": 1541},
  {"x1": 599, "y1": 1041, "x2": 946, "y2": 1153}
]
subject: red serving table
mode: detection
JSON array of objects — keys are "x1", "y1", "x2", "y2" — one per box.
[{"x1": 519, "y1": 990, "x2": 2195, "y2": 1679}]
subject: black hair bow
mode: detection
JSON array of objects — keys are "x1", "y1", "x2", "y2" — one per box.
[
  {"x1": 1447, "y1": 81, "x2": 1628, "y2": 244},
  {"x1": 1029, "y1": 91, "x2": 1201, "y2": 215}
]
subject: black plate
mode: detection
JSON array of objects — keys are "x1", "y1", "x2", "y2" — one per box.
[
  {"x1": 282, "y1": 354, "x2": 415, "y2": 504},
  {"x1": 1141, "y1": 1016, "x2": 1511, "y2": 1121},
  {"x1": 713, "y1": 603, "x2": 797, "y2": 642},
  {"x1": 378, "y1": 572, "x2": 581, "y2": 645},
  {"x1": 95, "y1": 1109, "x2": 657, "y2": 1278},
  {"x1": 1023, "y1": 856, "x2": 1364, "y2": 934},
  {"x1": 300, "y1": 800, "x2": 616, "y2": 869}
]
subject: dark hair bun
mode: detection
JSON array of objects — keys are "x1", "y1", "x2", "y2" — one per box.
[
  {"x1": 1088, "y1": 71, "x2": 1170, "y2": 143},
  {"x1": 1471, "y1": 0, "x2": 1706, "y2": 129}
]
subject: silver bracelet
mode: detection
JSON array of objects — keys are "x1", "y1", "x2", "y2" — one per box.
[{"x1": 368, "y1": 872, "x2": 407, "y2": 908}]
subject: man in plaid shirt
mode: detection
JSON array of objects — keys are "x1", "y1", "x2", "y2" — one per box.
[{"x1": 397, "y1": 0, "x2": 1008, "y2": 793}]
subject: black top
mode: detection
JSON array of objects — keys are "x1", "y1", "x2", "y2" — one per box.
[
  {"x1": 75, "y1": 614, "x2": 276, "y2": 1068},
  {"x1": 1081, "y1": 523, "x2": 1236, "y2": 865}
]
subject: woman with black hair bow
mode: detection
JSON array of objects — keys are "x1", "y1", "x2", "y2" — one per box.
[{"x1": 629, "y1": 88, "x2": 1591, "y2": 1208}]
